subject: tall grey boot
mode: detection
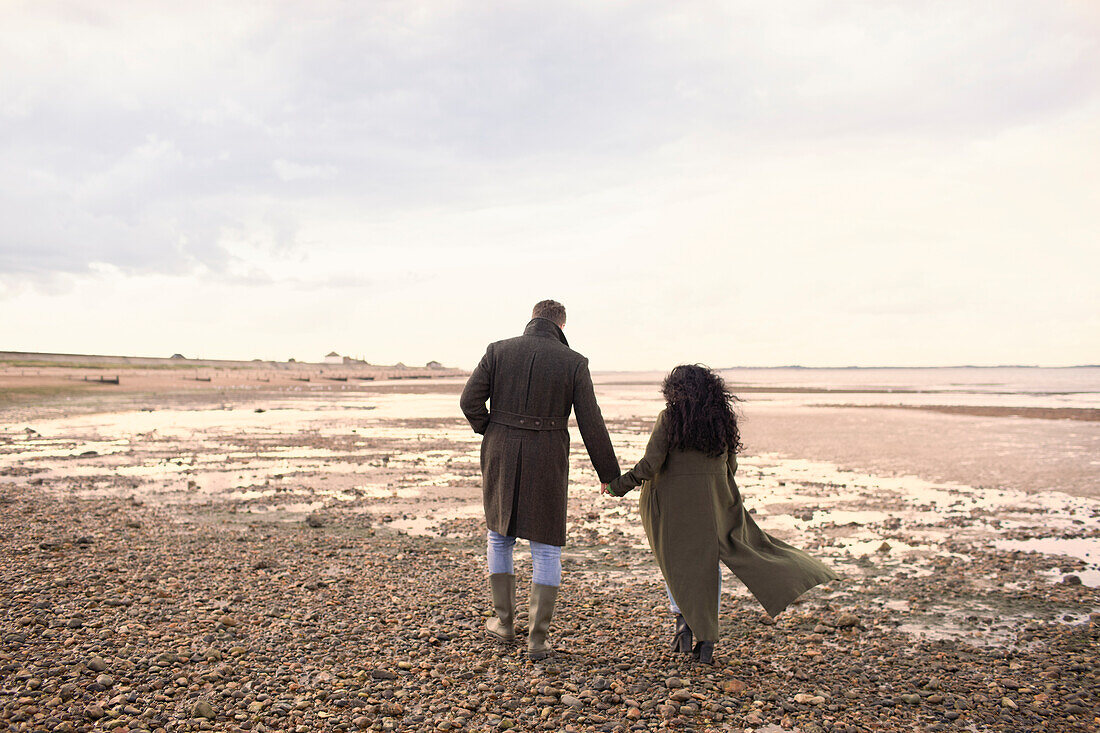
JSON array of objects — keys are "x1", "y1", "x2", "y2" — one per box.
[
  {"x1": 527, "y1": 583, "x2": 559, "y2": 660},
  {"x1": 486, "y1": 573, "x2": 516, "y2": 643}
]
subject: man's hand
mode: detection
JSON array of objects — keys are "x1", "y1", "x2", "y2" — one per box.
[{"x1": 601, "y1": 482, "x2": 612, "y2": 496}]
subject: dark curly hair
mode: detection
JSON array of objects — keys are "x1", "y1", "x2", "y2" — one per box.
[{"x1": 662, "y1": 364, "x2": 742, "y2": 457}]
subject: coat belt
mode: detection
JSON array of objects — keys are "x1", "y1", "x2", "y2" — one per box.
[{"x1": 489, "y1": 410, "x2": 568, "y2": 431}]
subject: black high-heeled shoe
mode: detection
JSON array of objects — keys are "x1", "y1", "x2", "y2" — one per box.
[
  {"x1": 692, "y1": 640, "x2": 715, "y2": 665},
  {"x1": 671, "y1": 613, "x2": 692, "y2": 653}
]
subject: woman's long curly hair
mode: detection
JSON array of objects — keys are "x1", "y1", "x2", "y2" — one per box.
[{"x1": 662, "y1": 364, "x2": 742, "y2": 457}]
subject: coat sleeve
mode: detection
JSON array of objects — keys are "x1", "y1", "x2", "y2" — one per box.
[
  {"x1": 572, "y1": 358, "x2": 620, "y2": 483},
  {"x1": 608, "y1": 410, "x2": 669, "y2": 496},
  {"x1": 726, "y1": 448, "x2": 741, "y2": 497},
  {"x1": 460, "y1": 345, "x2": 494, "y2": 434}
]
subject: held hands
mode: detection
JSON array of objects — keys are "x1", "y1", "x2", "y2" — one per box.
[{"x1": 601, "y1": 482, "x2": 614, "y2": 497}]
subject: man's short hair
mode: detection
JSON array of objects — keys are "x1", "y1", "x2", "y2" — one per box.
[{"x1": 532, "y1": 300, "x2": 566, "y2": 327}]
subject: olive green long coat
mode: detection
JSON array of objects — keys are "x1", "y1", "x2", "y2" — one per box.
[
  {"x1": 609, "y1": 410, "x2": 838, "y2": 641},
  {"x1": 461, "y1": 318, "x2": 620, "y2": 547}
]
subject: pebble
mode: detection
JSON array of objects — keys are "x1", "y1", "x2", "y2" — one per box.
[
  {"x1": 835, "y1": 612, "x2": 861, "y2": 628},
  {"x1": 193, "y1": 699, "x2": 215, "y2": 719}
]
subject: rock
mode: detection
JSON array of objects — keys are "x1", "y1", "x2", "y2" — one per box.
[
  {"x1": 193, "y1": 699, "x2": 215, "y2": 719},
  {"x1": 59, "y1": 683, "x2": 77, "y2": 701},
  {"x1": 657, "y1": 704, "x2": 678, "y2": 718},
  {"x1": 218, "y1": 615, "x2": 238, "y2": 626},
  {"x1": 96, "y1": 673, "x2": 114, "y2": 687},
  {"x1": 721, "y1": 679, "x2": 747, "y2": 694},
  {"x1": 371, "y1": 668, "x2": 397, "y2": 680},
  {"x1": 1062, "y1": 574, "x2": 1082, "y2": 586},
  {"x1": 794, "y1": 693, "x2": 817, "y2": 704},
  {"x1": 901, "y1": 694, "x2": 921, "y2": 705},
  {"x1": 560, "y1": 695, "x2": 583, "y2": 708},
  {"x1": 86, "y1": 705, "x2": 106, "y2": 719},
  {"x1": 589, "y1": 676, "x2": 610, "y2": 691},
  {"x1": 665, "y1": 677, "x2": 685, "y2": 689},
  {"x1": 353, "y1": 716, "x2": 372, "y2": 729},
  {"x1": 670, "y1": 689, "x2": 692, "y2": 702},
  {"x1": 877, "y1": 541, "x2": 892, "y2": 553},
  {"x1": 305, "y1": 514, "x2": 325, "y2": 528},
  {"x1": 835, "y1": 612, "x2": 861, "y2": 628}
]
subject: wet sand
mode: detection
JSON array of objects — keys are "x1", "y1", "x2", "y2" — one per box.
[{"x1": 1, "y1": 375, "x2": 1098, "y2": 732}]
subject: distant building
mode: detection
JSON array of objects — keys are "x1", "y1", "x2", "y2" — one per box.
[
  {"x1": 324, "y1": 351, "x2": 343, "y2": 365},
  {"x1": 426, "y1": 360, "x2": 444, "y2": 369},
  {"x1": 170, "y1": 353, "x2": 186, "y2": 360}
]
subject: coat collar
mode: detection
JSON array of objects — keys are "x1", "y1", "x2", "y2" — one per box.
[{"x1": 523, "y1": 318, "x2": 569, "y2": 347}]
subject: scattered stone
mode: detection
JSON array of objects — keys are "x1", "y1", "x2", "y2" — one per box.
[
  {"x1": 835, "y1": 612, "x2": 861, "y2": 628},
  {"x1": 193, "y1": 699, "x2": 215, "y2": 718}
]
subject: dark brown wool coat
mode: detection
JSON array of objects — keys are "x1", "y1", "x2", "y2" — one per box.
[
  {"x1": 461, "y1": 318, "x2": 620, "y2": 547},
  {"x1": 609, "y1": 410, "x2": 838, "y2": 640}
]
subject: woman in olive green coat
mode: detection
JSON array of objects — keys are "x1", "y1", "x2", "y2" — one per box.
[{"x1": 606, "y1": 365, "x2": 838, "y2": 664}]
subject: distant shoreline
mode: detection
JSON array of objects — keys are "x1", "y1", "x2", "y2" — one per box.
[{"x1": 819, "y1": 403, "x2": 1100, "y2": 422}]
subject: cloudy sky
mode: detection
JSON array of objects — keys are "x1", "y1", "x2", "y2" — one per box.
[{"x1": 2, "y1": 1, "x2": 1098, "y2": 369}]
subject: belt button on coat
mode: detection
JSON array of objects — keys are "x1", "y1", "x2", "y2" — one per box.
[{"x1": 534, "y1": 420, "x2": 542, "y2": 427}]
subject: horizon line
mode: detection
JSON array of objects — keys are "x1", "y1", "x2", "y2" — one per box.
[{"x1": 2, "y1": 349, "x2": 1097, "y2": 371}]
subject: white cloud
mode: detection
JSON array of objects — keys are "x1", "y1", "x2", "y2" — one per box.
[
  {"x1": 1, "y1": 1, "x2": 1098, "y2": 366},
  {"x1": 271, "y1": 160, "x2": 338, "y2": 182}
]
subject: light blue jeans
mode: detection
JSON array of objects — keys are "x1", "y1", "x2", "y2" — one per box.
[
  {"x1": 487, "y1": 530, "x2": 562, "y2": 587},
  {"x1": 666, "y1": 570, "x2": 722, "y2": 616}
]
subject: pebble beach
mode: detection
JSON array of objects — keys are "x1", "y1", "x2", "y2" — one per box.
[{"x1": 1, "y1": 367, "x2": 1098, "y2": 732}]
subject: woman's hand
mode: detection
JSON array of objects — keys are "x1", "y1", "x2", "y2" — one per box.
[{"x1": 601, "y1": 482, "x2": 614, "y2": 496}]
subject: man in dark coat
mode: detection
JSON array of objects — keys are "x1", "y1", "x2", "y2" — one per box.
[{"x1": 461, "y1": 299, "x2": 620, "y2": 659}]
